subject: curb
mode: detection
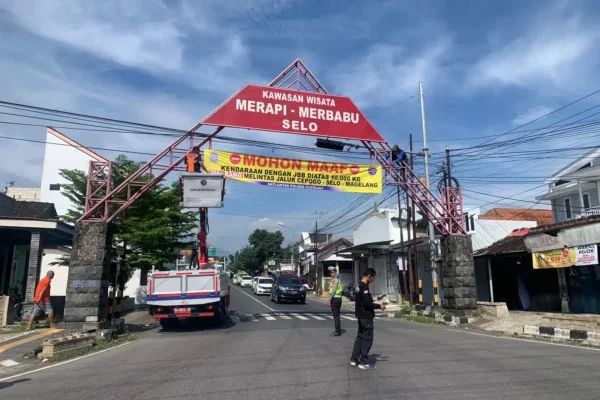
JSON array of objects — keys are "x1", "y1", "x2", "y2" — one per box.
[
  {"x1": 409, "y1": 310, "x2": 475, "y2": 326},
  {"x1": 523, "y1": 325, "x2": 600, "y2": 346}
]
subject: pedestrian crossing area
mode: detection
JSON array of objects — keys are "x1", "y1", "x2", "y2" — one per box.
[{"x1": 229, "y1": 312, "x2": 388, "y2": 323}]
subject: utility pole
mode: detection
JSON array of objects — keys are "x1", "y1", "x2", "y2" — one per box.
[
  {"x1": 397, "y1": 186, "x2": 408, "y2": 302},
  {"x1": 314, "y1": 220, "x2": 319, "y2": 295},
  {"x1": 406, "y1": 133, "x2": 415, "y2": 303},
  {"x1": 419, "y1": 82, "x2": 440, "y2": 307}
]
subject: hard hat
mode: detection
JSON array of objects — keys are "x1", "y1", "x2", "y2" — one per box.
[{"x1": 392, "y1": 144, "x2": 400, "y2": 151}]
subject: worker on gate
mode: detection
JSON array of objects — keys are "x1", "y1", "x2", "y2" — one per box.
[
  {"x1": 185, "y1": 145, "x2": 201, "y2": 173},
  {"x1": 389, "y1": 144, "x2": 408, "y2": 166},
  {"x1": 328, "y1": 266, "x2": 343, "y2": 336}
]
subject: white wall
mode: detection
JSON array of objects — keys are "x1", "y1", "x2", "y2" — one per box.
[
  {"x1": 123, "y1": 268, "x2": 147, "y2": 305},
  {"x1": 39, "y1": 247, "x2": 70, "y2": 296},
  {"x1": 40, "y1": 130, "x2": 99, "y2": 217},
  {"x1": 353, "y1": 209, "x2": 409, "y2": 247}
]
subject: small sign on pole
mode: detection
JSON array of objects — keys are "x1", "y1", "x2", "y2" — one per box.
[
  {"x1": 180, "y1": 173, "x2": 225, "y2": 208},
  {"x1": 208, "y1": 246, "x2": 217, "y2": 257}
]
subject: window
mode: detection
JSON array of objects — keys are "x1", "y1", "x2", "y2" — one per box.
[
  {"x1": 49, "y1": 184, "x2": 61, "y2": 191},
  {"x1": 564, "y1": 198, "x2": 572, "y2": 219},
  {"x1": 583, "y1": 193, "x2": 590, "y2": 210}
]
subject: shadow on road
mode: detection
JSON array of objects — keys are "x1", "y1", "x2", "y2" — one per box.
[
  {"x1": 157, "y1": 316, "x2": 236, "y2": 333},
  {"x1": 370, "y1": 353, "x2": 389, "y2": 365},
  {"x1": 0, "y1": 378, "x2": 31, "y2": 391}
]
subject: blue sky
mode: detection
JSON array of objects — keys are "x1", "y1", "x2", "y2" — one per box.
[{"x1": 2, "y1": 0, "x2": 600, "y2": 253}]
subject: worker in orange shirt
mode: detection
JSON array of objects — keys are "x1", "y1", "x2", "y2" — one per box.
[{"x1": 27, "y1": 270, "x2": 55, "y2": 330}]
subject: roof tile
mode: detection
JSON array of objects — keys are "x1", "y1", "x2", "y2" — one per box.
[{"x1": 479, "y1": 208, "x2": 553, "y2": 226}]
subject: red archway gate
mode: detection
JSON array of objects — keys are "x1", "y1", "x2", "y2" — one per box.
[{"x1": 80, "y1": 59, "x2": 465, "y2": 237}]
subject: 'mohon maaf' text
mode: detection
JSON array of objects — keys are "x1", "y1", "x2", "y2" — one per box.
[{"x1": 241, "y1": 154, "x2": 357, "y2": 174}]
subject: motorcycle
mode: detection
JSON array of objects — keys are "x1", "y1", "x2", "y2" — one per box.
[
  {"x1": 343, "y1": 283, "x2": 356, "y2": 302},
  {"x1": 9, "y1": 287, "x2": 24, "y2": 321}
]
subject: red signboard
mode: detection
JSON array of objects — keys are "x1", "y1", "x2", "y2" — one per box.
[{"x1": 202, "y1": 85, "x2": 385, "y2": 142}]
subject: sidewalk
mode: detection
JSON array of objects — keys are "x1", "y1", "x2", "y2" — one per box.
[{"x1": 472, "y1": 310, "x2": 600, "y2": 346}]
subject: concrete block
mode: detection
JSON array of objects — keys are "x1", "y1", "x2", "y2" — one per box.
[
  {"x1": 554, "y1": 328, "x2": 570, "y2": 339},
  {"x1": 42, "y1": 333, "x2": 95, "y2": 360},
  {"x1": 523, "y1": 325, "x2": 540, "y2": 335},
  {"x1": 477, "y1": 301, "x2": 509, "y2": 318}
]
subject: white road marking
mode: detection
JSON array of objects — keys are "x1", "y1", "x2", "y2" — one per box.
[
  {"x1": 341, "y1": 315, "x2": 357, "y2": 321},
  {"x1": 231, "y1": 285, "x2": 276, "y2": 312},
  {"x1": 0, "y1": 341, "x2": 134, "y2": 382},
  {"x1": 0, "y1": 359, "x2": 19, "y2": 367},
  {"x1": 261, "y1": 313, "x2": 276, "y2": 321},
  {"x1": 290, "y1": 313, "x2": 309, "y2": 320},
  {"x1": 274, "y1": 313, "x2": 292, "y2": 320},
  {"x1": 307, "y1": 314, "x2": 326, "y2": 320},
  {"x1": 450, "y1": 329, "x2": 600, "y2": 352},
  {"x1": 245, "y1": 314, "x2": 259, "y2": 322}
]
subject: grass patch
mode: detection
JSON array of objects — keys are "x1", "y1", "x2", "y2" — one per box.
[
  {"x1": 394, "y1": 305, "x2": 414, "y2": 318},
  {"x1": 3, "y1": 322, "x2": 48, "y2": 331}
]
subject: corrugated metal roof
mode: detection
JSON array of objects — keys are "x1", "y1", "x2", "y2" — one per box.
[
  {"x1": 12, "y1": 201, "x2": 57, "y2": 220},
  {"x1": 471, "y1": 219, "x2": 537, "y2": 252}
]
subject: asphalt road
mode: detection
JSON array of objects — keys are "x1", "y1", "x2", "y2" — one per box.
[{"x1": 2, "y1": 285, "x2": 600, "y2": 399}]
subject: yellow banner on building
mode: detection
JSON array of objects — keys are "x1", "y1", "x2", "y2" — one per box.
[
  {"x1": 203, "y1": 149, "x2": 382, "y2": 194},
  {"x1": 532, "y1": 248, "x2": 575, "y2": 269}
]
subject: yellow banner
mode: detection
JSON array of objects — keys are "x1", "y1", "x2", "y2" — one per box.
[
  {"x1": 203, "y1": 149, "x2": 382, "y2": 194},
  {"x1": 532, "y1": 248, "x2": 575, "y2": 269}
]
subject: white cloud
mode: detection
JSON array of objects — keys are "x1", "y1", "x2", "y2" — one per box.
[
  {"x1": 512, "y1": 106, "x2": 553, "y2": 126},
  {"x1": 332, "y1": 38, "x2": 452, "y2": 108},
  {"x1": 466, "y1": 8, "x2": 600, "y2": 93},
  {"x1": 2, "y1": 0, "x2": 184, "y2": 73}
]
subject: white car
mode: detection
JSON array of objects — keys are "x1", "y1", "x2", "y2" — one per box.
[
  {"x1": 240, "y1": 276, "x2": 252, "y2": 288},
  {"x1": 251, "y1": 277, "x2": 259, "y2": 291},
  {"x1": 254, "y1": 277, "x2": 274, "y2": 295}
]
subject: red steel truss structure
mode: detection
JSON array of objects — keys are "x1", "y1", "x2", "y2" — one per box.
[{"x1": 80, "y1": 58, "x2": 465, "y2": 236}]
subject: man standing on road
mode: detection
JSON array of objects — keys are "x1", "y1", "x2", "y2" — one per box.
[
  {"x1": 27, "y1": 270, "x2": 55, "y2": 331},
  {"x1": 350, "y1": 268, "x2": 385, "y2": 370},
  {"x1": 328, "y1": 266, "x2": 343, "y2": 337}
]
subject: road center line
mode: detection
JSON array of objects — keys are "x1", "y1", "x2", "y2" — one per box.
[{"x1": 231, "y1": 285, "x2": 276, "y2": 312}]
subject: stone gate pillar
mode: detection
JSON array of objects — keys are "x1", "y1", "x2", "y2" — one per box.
[
  {"x1": 64, "y1": 222, "x2": 113, "y2": 329},
  {"x1": 440, "y1": 235, "x2": 477, "y2": 310}
]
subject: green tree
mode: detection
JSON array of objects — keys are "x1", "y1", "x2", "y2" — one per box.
[
  {"x1": 229, "y1": 229, "x2": 290, "y2": 275},
  {"x1": 57, "y1": 154, "x2": 198, "y2": 288}
]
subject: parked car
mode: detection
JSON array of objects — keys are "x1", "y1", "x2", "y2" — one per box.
[
  {"x1": 271, "y1": 274, "x2": 306, "y2": 304},
  {"x1": 251, "y1": 277, "x2": 259, "y2": 291},
  {"x1": 240, "y1": 276, "x2": 252, "y2": 288},
  {"x1": 254, "y1": 277, "x2": 274, "y2": 296}
]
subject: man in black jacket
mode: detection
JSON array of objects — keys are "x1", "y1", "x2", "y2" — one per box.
[{"x1": 350, "y1": 268, "x2": 386, "y2": 370}]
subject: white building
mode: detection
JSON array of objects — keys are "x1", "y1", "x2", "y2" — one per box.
[
  {"x1": 536, "y1": 148, "x2": 600, "y2": 222},
  {"x1": 40, "y1": 127, "x2": 109, "y2": 216},
  {"x1": 5, "y1": 187, "x2": 41, "y2": 202}
]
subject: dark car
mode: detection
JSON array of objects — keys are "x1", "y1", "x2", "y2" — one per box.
[{"x1": 271, "y1": 274, "x2": 306, "y2": 304}]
